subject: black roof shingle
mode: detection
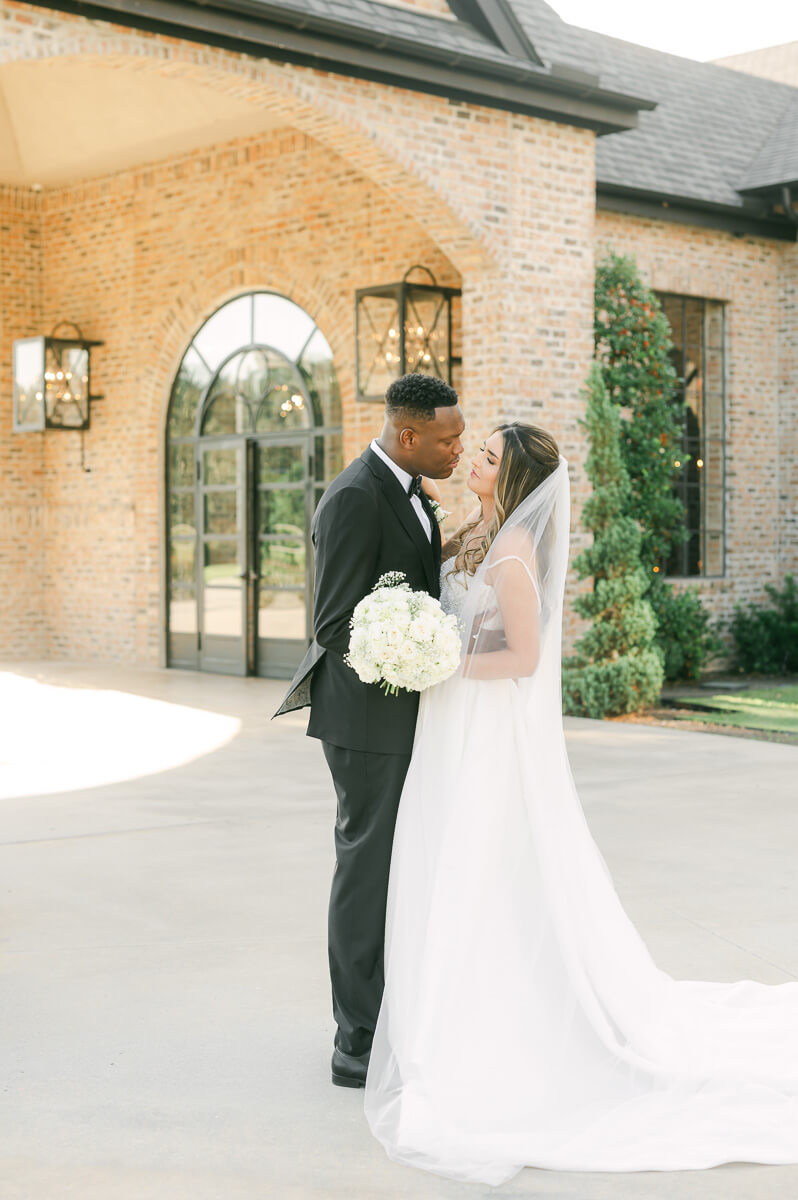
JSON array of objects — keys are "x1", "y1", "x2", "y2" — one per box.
[{"x1": 505, "y1": 0, "x2": 798, "y2": 214}]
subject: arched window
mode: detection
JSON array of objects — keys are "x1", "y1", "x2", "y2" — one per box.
[{"x1": 166, "y1": 292, "x2": 343, "y2": 677}]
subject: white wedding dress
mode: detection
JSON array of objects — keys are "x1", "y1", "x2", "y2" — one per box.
[{"x1": 364, "y1": 459, "x2": 798, "y2": 1187}]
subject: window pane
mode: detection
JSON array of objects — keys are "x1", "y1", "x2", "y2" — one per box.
[
  {"x1": 169, "y1": 491, "x2": 195, "y2": 537},
  {"x1": 203, "y1": 586, "x2": 243, "y2": 637},
  {"x1": 204, "y1": 539, "x2": 240, "y2": 585},
  {"x1": 193, "y1": 295, "x2": 252, "y2": 371},
  {"x1": 259, "y1": 489, "x2": 305, "y2": 536},
  {"x1": 685, "y1": 529, "x2": 701, "y2": 575},
  {"x1": 253, "y1": 387, "x2": 309, "y2": 432},
  {"x1": 314, "y1": 433, "x2": 343, "y2": 483},
  {"x1": 260, "y1": 443, "x2": 305, "y2": 484},
  {"x1": 259, "y1": 588, "x2": 307, "y2": 640},
  {"x1": 661, "y1": 296, "x2": 683, "y2": 343},
  {"x1": 168, "y1": 346, "x2": 209, "y2": 438},
  {"x1": 201, "y1": 357, "x2": 252, "y2": 435},
  {"x1": 254, "y1": 293, "x2": 316, "y2": 362},
  {"x1": 170, "y1": 539, "x2": 195, "y2": 586},
  {"x1": 203, "y1": 448, "x2": 239, "y2": 486},
  {"x1": 683, "y1": 352, "x2": 703, "y2": 427},
  {"x1": 236, "y1": 348, "x2": 270, "y2": 405},
  {"x1": 169, "y1": 442, "x2": 195, "y2": 488},
  {"x1": 656, "y1": 293, "x2": 726, "y2": 578},
  {"x1": 260, "y1": 538, "x2": 306, "y2": 587},
  {"x1": 169, "y1": 588, "x2": 197, "y2": 634},
  {"x1": 301, "y1": 328, "x2": 342, "y2": 426},
  {"x1": 204, "y1": 491, "x2": 238, "y2": 535},
  {"x1": 684, "y1": 299, "x2": 703, "y2": 347}
]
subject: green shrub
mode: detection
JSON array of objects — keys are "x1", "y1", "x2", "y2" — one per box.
[
  {"x1": 648, "y1": 576, "x2": 722, "y2": 681},
  {"x1": 563, "y1": 363, "x2": 664, "y2": 718},
  {"x1": 728, "y1": 576, "x2": 798, "y2": 675}
]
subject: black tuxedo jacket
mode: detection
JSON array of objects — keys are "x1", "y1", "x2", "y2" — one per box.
[{"x1": 273, "y1": 447, "x2": 442, "y2": 754}]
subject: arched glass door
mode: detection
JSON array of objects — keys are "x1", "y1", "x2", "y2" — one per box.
[{"x1": 166, "y1": 292, "x2": 343, "y2": 677}]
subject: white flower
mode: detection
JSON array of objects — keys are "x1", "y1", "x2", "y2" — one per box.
[
  {"x1": 344, "y1": 570, "x2": 461, "y2": 696},
  {"x1": 428, "y1": 500, "x2": 451, "y2": 526}
]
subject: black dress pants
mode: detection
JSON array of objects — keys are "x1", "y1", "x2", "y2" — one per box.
[{"x1": 321, "y1": 741, "x2": 412, "y2": 1058}]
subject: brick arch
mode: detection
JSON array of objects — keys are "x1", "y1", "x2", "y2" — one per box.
[{"x1": 1, "y1": 27, "x2": 496, "y2": 273}]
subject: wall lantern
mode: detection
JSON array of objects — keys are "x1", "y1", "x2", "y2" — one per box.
[
  {"x1": 355, "y1": 265, "x2": 461, "y2": 403},
  {"x1": 12, "y1": 321, "x2": 103, "y2": 434}
]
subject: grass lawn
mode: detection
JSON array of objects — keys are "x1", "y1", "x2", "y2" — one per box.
[{"x1": 666, "y1": 685, "x2": 798, "y2": 736}]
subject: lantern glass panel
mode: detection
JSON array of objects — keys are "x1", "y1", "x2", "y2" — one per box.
[
  {"x1": 45, "y1": 344, "x2": 89, "y2": 428},
  {"x1": 357, "y1": 292, "x2": 401, "y2": 401},
  {"x1": 13, "y1": 337, "x2": 46, "y2": 430},
  {"x1": 404, "y1": 286, "x2": 449, "y2": 380}
]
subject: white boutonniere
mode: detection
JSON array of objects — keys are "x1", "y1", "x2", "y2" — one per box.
[{"x1": 428, "y1": 499, "x2": 450, "y2": 526}]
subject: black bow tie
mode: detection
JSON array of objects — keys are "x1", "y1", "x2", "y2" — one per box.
[{"x1": 407, "y1": 475, "x2": 424, "y2": 499}]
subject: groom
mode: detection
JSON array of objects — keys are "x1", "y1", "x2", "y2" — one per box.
[{"x1": 274, "y1": 372, "x2": 464, "y2": 1087}]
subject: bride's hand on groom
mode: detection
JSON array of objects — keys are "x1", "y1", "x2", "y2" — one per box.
[{"x1": 421, "y1": 477, "x2": 442, "y2": 505}]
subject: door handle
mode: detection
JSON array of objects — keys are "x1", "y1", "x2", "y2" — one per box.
[{"x1": 240, "y1": 570, "x2": 259, "y2": 582}]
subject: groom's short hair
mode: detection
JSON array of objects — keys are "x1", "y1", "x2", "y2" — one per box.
[{"x1": 385, "y1": 373, "x2": 459, "y2": 422}]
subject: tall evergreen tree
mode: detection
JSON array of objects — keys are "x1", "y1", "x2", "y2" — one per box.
[
  {"x1": 563, "y1": 364, "x2": 664, "y2": 719},
  {"x1": 594, "y1": 252, "x2": 685, "y2": 572}
]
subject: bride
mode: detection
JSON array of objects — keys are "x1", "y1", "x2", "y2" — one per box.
[{"x1": 364, "y1": 421, "x2": 798, "y2": 1187}]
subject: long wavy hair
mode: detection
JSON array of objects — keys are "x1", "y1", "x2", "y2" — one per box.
[{"x1": 455, "y1": 422, "x2": 560, "y2": 576}]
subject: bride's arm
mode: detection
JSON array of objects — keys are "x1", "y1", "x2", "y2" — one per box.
[
  {"x1": 463, "y1": 556, "x2": 541, "y2": 680},
  {"x1": 420, "y1": 477, "x2": 442, "y2": 504}
]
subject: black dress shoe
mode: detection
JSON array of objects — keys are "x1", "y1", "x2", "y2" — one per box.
[{"x1": 331, "y1": 1046, "x2": 370, "y2": 1088}]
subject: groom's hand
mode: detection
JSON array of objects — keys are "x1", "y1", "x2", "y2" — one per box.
[{"x1": 471, "y1": 629, "x2": 507, "y2": 653}]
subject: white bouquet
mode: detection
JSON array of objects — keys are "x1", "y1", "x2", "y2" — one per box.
[{"x1": 345, "y1": 571, "x2": 461, "y2": 696}]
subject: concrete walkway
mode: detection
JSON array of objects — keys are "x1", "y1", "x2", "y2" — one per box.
[{"x1": 1, "y1": 662, "x2": 797, "y2": 1200}]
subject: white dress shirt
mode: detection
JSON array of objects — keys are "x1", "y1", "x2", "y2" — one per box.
[{"x1": 370, "y1": 439, "x2": 432, "y2": 541}]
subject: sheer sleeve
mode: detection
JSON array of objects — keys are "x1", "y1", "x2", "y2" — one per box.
[{"x1": 488, "y1": 554, "x2": 542, "y2": 612}]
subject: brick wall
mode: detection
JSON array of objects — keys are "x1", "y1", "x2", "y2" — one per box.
[{"x1": 0, "y1": 185, "x2": 45, "y2": 656}]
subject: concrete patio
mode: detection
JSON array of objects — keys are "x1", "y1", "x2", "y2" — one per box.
[{"x1": 1, "y1": 661, "x2": 797, "y2": 1200}]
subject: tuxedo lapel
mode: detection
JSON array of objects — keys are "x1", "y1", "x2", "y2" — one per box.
[
  {"x1": 419, "y1": 489, "x2": 442, "y2": 595},
  {"x1": 361, "y1": 448, "x2": 437, "y2": 594}
]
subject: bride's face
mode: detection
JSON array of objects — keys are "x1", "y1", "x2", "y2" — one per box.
[{"x1": 468, "y1": 431, "x2": 503, "y2": 500}]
